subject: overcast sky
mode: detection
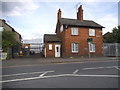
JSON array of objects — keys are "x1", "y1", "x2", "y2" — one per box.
[{"x1": 1, "y1": 0, "x2": 119, "y2": 41}]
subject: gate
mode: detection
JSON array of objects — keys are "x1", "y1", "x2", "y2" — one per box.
[
  {"x1": 15, "y1": 43, "x2": 44, "y2": 58},
  {"x1": 29, "y1": 43, "x2": 44, "y2": 53},
  {"x1": 103, "y1": 43, "x2": 120, "y2": 56}
]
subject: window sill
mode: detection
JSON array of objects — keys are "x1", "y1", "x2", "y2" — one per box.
[
  {"x1": 71, "y1": 35, "x2": 79, "y2": 36},
  {"x1": 89, "y1": 35, "x2": 95, "y2": 37},
  {"x1": 90, "y1": 51, "x2": 95, "y2": 53},
  {"x1": 72, "y1": 52, "x2": 79, "y2": 53}
]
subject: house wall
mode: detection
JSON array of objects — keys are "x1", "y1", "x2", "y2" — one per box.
[
  {"x1": 56, "y1": 26, "x2": 103, "y2": 57},
  {"x1": 45, "y1": 42, "x2": 61, "y2": 57},
  {"x1": 0, "y1": 19, "x2": 21, "y2": 43}
]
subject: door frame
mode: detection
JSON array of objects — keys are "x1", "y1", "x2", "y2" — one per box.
[{"x1": 55, "y1": 44, "x2": 61, "y2": 57}]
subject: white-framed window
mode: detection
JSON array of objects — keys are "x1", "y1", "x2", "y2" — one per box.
[
  {"x1": 60, "y1": 25, "x2": 63, "y2": 32},
  {"x1": 89, "y1": 29, "x2": 95, "y2": 36},
  {"x1": 72, "y1": 43, "x2": 78, "y2": 53},
  {"x1": 49, "y1": 44, "x2": 52, "y2": 50},
  {"x1": 71, "y1": 28, "x2": 78, "y2": 35},
  {"x1": 89, "y1": 43, "x2": 95, "y2": 52}
]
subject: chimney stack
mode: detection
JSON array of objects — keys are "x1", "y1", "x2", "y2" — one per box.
[
  {"x1": 77, "y1": 5, "x2": 83, "y2": 21},
  {"x1": 57, "y1": 9, "x2": 61, "y2": 21}
]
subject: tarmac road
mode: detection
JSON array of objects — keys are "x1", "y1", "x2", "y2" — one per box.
[{"x1": 2, "y1": 59, "x2": 120, "y2": 88}]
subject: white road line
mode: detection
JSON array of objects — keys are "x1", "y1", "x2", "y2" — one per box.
[
  {"x1": 82, "y1": 67, "x2": 105, "y2": 70},
  {"x1": 73, "y1": 69, "x2": 79, "y2": 74},
  {"x1": 82, "y1": 66, "x2": 120, "y2": 70},
  {"x1": 39, "y1": 72, "x2": 48, "y2": 77},
  {"x1": 1, "y1": 74, "x2": 120, "y2": 83},
  {"x1": 114, "y1": 66, "x2": 120, "y2": 70},
  {"x1": 0, "y1": 74, "x2": 73, "y2": 83},
  {"x1": 72, "y1": 74, "x2": 120, "y2": 78},
  {"x1": 0, "y1": 70, "x2": 55, "y2": 77}
]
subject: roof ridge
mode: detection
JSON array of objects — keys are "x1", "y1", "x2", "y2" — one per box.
[
  {"x1": 60, "y1": 18, "x2": 104, "y2": 28},
  {"x1": 61, "y1": 18, "x2": 92, "y2": 21}
]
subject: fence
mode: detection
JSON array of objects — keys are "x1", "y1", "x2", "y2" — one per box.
[{"x1": 103, "y1": 43, "x2": 120, "y2": 56}]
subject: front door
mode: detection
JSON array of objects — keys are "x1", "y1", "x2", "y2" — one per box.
[{"x1": 55, "y1": 44, "x2": 61, "y2": 57}]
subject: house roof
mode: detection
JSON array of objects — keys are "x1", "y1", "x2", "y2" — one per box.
[
  {"x1": 103, "y1": 32, "x2": 112, "y2": 38},
  {"x1": 60, "y1": 18, "x2": 104, "y2": 28},
  {"x1": 44, "y1": 34, "x2": 61, "y2": 42},
  {"x1": 0, "y1": 19, "x2": 22, "y2": 39}
]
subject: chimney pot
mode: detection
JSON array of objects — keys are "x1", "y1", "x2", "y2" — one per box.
[
  {"x1": 77, "y1": 5, "x2": 83, "y2": 21},
  {"x1": 57, "y1": 9, "x2": 62, "y2": 21}
]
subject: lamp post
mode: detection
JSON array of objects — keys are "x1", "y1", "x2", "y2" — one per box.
[
  {"x1": 0, "y1": 27, "x2": 3, "y2": 51},
  {"x1": 0, "y1": 27, "x2": 3, "y2": 60}
]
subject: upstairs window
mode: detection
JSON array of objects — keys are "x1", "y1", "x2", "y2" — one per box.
[
  {"x1": 89, "y1": 29, "x2": 95, "y2": 36},
  {"x1": 72, "y1": 43, "x2": 78, "y2": 53},
  {"x1": 71, "y1": 28, "x2": 78, "y2": 35},
  {"x1": 60, "y1": 25, "x2": 63, "y2": 32}
]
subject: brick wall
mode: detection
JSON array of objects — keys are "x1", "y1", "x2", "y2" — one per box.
[
  {"x1": 45, "y1": 42, "x2": 61, "y2": 57},
  {"x1": 56, "y1": 26, "x2": 103, "y2": 57}
]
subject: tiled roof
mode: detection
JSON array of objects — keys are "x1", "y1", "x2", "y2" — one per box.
[
  {"x1": 60, "y1": 18, "x2": 104, "y2": 28},
  {"x1": 44, "y1": 34, "x2": 61, "y2": 42}
]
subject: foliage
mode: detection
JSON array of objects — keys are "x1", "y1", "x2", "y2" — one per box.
[
  {"x1": 2, "y1": 30, "x2": 16, "y2": 51},
  {"x1": 13, "y1": 42, "x2": 22, "y2": 53},
  {"x1": 104, "y1": 25, "x2": 120, "y2": 43},
  {"x1": 2, "y1": 30, "x2": 21, "y2": 59}
]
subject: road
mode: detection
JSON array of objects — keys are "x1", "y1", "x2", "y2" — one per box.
[{"x1": 2, "y1": 60, "x2": 120, "y2": 88}]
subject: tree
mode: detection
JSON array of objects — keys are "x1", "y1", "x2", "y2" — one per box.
[
  {"x1": 104, "y1": 25, "x2": 120, "y2": 43},
  {"x1": 2, "y1": 30, "x2": 18, "y2": 59}
]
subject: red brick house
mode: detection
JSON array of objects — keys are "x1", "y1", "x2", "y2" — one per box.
[{"x1": 44, "y1": 5, "x2": 104, "y2": 58}]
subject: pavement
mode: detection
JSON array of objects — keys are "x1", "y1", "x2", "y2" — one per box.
[{"x1": 1, "y1": 56, "x2": 120, "y2": 68}]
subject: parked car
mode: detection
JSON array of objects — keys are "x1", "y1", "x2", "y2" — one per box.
[{"x1": 30, "y1": 51, "x2": 35, "y2": 55}]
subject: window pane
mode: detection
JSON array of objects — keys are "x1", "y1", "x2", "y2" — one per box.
[
  {"x1": 89, "y1": 43, "x2": 95, "y2": 52},
  {"x1": 93, "y1": 44, "x2": 95, "y2": 52},
  {"x1": 71, "y1": 28, "x2": 78, "y2": 35},
  {"x1": 89, "y1": 29, "x2": 95, "y2": 36},
  {"x1": 60, "y1": 25, "x2": 63, "y2": 32},
  {"x1": 49, "y1": 44, "x2": 52, "y2": 50},
  {"x1": 72, "y1": 43, "x2": 78, "y2": 52}
]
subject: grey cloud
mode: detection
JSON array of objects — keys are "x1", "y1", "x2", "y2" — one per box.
[
  {"x1": 2, "y1": 2, "x2": 23, "y2": 16},
  {"x1": 1, "y1": 1, "x2": 39, "y2": 16}
]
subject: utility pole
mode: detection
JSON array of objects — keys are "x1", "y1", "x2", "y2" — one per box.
[
  {"x1": 115, "y1": 43, "x2": 118, "y2": 60},
  {"x1": 88, "y1": 42, "x2": 91, "y2": 58}
]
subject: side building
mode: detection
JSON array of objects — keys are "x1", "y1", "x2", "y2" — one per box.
[{"x1": 0, "y1": 19, "x2": 22, "y2": 58}]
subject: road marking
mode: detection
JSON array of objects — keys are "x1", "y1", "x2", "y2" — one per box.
[
  {"x1": 114, "y1": 66, "x2": 120, "y2": 70},
  {"x1": 73, "y1": 69, "x2": 79, "y2": 74},
  {"x1": 39, "y1": 72, "x2": 48, "y2": 77},
  {"x1": 0, "y1": 74, "x2": 73, "y2": 83},
  {"x1": 72, "y1": 74, "x2": 120, "y2": 78},
  {"x1": 0, "y1": 70, "x2": 55, "y2": 77},
  {"x1": 82, "y1": 67, "x2": 105, "y2": 70},
  {"x1": 82, "y1": 66, "x2": 120, "y2": 70},
  {"x1": 1, "y1": 74, "x2": 120, "y2": 83}
]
